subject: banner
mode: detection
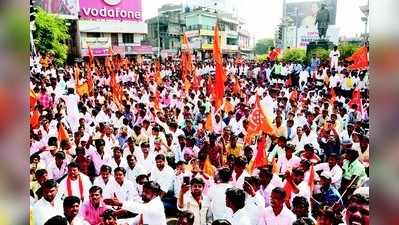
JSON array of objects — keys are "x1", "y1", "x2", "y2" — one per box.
[
  {"x1": 35, "y1": 0, "x2": 79, "y2": 18},
  {"x1": 285, "y1": 0, "x2": 337, "y2": 28},
  {"x1": 79, "y1": 0, "x2": 142, "y2": 22}
]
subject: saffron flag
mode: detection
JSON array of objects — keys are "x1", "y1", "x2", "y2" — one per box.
[
  {"x1": 154, "y1": 91, "x2": 161, "y2": 111},
  {"x1": 30, "y1": 109, "x2": 40, "y2": 129},
  {"x1": 308, "y1": 164, "x2": 315, "y2": 193},
  {"x1": 268, "y1": 48, "x2": 281, "y2": 61},
  {"x1": 205, "y1": 112, "x2": 213, "y2": 132},
  {"x1": 347, "y1": 46, "x2": 369, "y2": 70},
  {"x1": 181, "y1": 34, "x2": 193, "y2": 82},
  {"x1": 155, "y1": 60, "x2": 162, "y2": 85},
  {"x1": 246, "y1": 95, "x2": 274, "y2": 142},
  {"x1": 192, "y1": 69, "x2": 200, "y2": 92},
  {"x1": 87, "y1": 46, "x2": 94, "y2": 67},
  {"x1": 348, "y1": 88, "x2": 363, "y2": 113},
  {"x1": 206, "y1": 76, "x2": 213, "y2": 96},
  {"x1": 284, "y1": 181, "x2": 294, "y2": 202},
  {"x1": 251, "y1": 136, "x2": 268, "y2": 172},
  {"x1": 30, "y1": 89, "x2": 37, "y2": 111},
  {"x1": 184, "y1": 78, "x2": 191, "y2": 94},
  {"x1": 76, "y1": 82, "x2": 89, "y2": 96},
  {"x1": 232, "y1": 76, "x2": 241, "y2": 95},
  {"x1": 329, "y1": 88, "x2": 336, "y2": 104},
  {"x1": 212, "y1": 24, "x2": 225, "y2": 109},
  {"x1": 58, "y1": 123, "x2": 70, "y2": 141},
  {"x1": 223, "y1": 100, "x2": 234, "y2": 113}
]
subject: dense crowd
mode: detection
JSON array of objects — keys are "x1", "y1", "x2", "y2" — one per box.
[{"x1": 29, "y1": 47, "x2": 369, "y2": 225}]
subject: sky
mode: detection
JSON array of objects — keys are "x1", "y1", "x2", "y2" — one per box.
[{"x1": 142, "y1": 0, "x2": 368, "y2": 41}]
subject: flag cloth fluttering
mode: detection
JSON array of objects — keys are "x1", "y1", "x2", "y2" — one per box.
[
  {"x1": 205, "y1": 112, "x2": 213, "y2": 132},
  {"x1": 347, "y1": 46, "x2": 369, "y2": 70},
  {"x1": 232, "y1": 76, "x2": 241, "y2": 95},
  {"x1": 181, "y1": 34, "x2": 193, "y2": 82},
  {"x1": 251, "y1": 136, "x2": 268, "y2": 172},
  {"x1": 58, "y1": 123, "x2": 70, "y2": 141},
  {"x1": 212, "y1": 24, "x2": 225, "y2": 109},
  {"x1": 268, "y1": 48, "x2": 281, "y2": 61},
  {"x1": 308, "y1": 164, "x2": 315, "y2": 193},
  {"x1": 245, "y1": 95, "x2": 274, "y2": 142},
  {"x1": 203, "y1": 155, "x2": 214, "y2": 176},
  {"x1": 30, "y1": 89, "x2": 37, "y2": 111},
  {"x1": 30, "y1": 109, "x2": 40, "y2": 129},
  {"x1": 329, "y1": 88, "x2": 336, "y2": 104},
  {"x1": 155, "y1": 60, "x2": 162, "y2": 85},
  {"x1": 348, "y1": 88, "x2": 363, "y2": 113}
]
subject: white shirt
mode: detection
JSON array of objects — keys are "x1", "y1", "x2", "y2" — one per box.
[
  {"x1": 277, "y1": 155, "x2": 301, "y2": 175},
  {"x1": 58, "y1": 173, "x2": 92, "y2": 202},
  {"x1": 107, "y1": 157, "x2": 128, "y2": 171},
  {"x1": 67, "y1": 216, "x2": 90, "y2": 225},
  {"x1": 245, "y1": 192, "x2": 265, "y2": 225},
  {"x1": 149, "y1": 165, "x2": 175, "y2": 193},
  {"x1": 125, "y1": 163, "x2": 147, "y2": 183},
  {"x1": 103, "y1": 179, "x2": 140, "y2": 202},
  {"x1": 227, "y1": 208, "x2": 251, "y2": 225},
  {"x1": 122, "y1": 196, "x2": 167, "y2": 225},
  {"x1": 208, "y1": 183, "x2": 233, "y2": 220},
  {"x1": 32, "y1": 197, "x2": 63, "y2": 225},
  {"x1": 289, "y1": 181, "x2": 311, "y2": 205},
  {"x1": 177, "y1": 193, "x2": 211, "y2": 225},
  {"x1": 47, "y1": 161, "x2": 68, "y2": 181},
  {"x1": 232, "y1": 170, "x2": 250, "y2": 189},
  {"x1": 258, "y1": 205, "x2": 296, "y2": 225},
  {"x1": 315, "y1": 163, "x2": 343, "y2": 189},
  {"x1": 93, "y1": 176, "x2": 115, "y2": 191},
  {"x1": 259, "y1": 175, "x2": 283, "y2": 207}
]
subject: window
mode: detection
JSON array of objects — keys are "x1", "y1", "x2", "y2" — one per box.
[
  {"x1": 86, "y1": 32, "x2": 101, "y2": 38},
  {"x1": 111, "y1": 33, "x2": 119, "y2": 46},
  {"x1": 226, "y1": 37, "x2": 238, "y2": 45},
  {"x1": 122, "y1": 33, "x2": 134, "y2": 44}
]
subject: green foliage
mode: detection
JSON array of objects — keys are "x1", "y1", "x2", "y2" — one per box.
[
  {"x1": 282, "y1": 48, "x2": 306, "y2": 63},
  {"x1": 254, "y1": 38, "x2": 275, "y2": 55},
  {"x1": 338, "y1": 43, "x2": 360, "y2": 60},
  {"x1": 256, "y1": 54, "x2": 267, "y2": 63},
  {"x1": 34, "y1": 8, "x2": 70, "y2": 65},
  {"x1": 313, "y1": 48, "x2": 330, "y2": 61}
]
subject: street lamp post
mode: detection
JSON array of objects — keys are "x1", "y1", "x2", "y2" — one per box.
[{"x1": 157, "y1": 12, "x2": 160, "y2": 58}]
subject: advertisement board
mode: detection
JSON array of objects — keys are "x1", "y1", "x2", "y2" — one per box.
[
  {"x1": 81, "y1": 37, "x2": 111, "y2": 49},
  {"x1": 285, "y1": 0, "x2": 337, "y2": 28},
  {"x1": 82, "y1": 46, "x2": 124, "y2": 56},
  {"x1": 296, "y1": 26, "x2": 339, "y2": 48},
  {"x1": 79, "y1": 0, "x2": 142, "y2": 22},
  {"x1": 34, "y1": 0, "x2": 79, "y2": 19}
]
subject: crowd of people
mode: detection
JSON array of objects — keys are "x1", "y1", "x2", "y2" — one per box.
[{"x1": 29, "y1": 46, "x2": 369, "y2": 225}]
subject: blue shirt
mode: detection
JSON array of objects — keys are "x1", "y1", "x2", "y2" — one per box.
[{"x1": 320, "y1": 185, "x2": 342, "y2": 206}]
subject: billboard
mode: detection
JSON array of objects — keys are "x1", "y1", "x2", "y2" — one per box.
[
  {"x1": 296, "y1": 26, "x2": 340, "y2": 48},
  {"x1": 79, "y1": 0, "x2": 142, "y2": 22},
  {"x1": 285, "y1": 0, "x2": 337, "y2": 28},
  {"x1": 34, "y1": 0, "x2": 79, "y2": 18}
]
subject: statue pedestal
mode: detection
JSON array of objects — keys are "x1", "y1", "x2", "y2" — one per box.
[{"x1": 306, "y1": 39, "x2": 334, "y2": 59}]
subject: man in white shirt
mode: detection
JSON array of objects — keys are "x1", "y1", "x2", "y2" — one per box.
[
  {"x1": 47, "y1": 151, "x2": 68, "y2": 181},
  {"x1": 278, "y1": 144, "x2": 301, "y2": 175},
  {"x1": 243, "y1": 176, "x2": 265, "y2": 225},
  {"x1": 208, "y1": 167, "x2": 233, "y2": 220},
  {"x1": 63, "y1": 196, "x2": 90, "y2": 225},
  {"x1": 93, "y1": 165, "x2": 115, "y2": 191},
  {"x1": 104, "y1": 181, "x2": 167, "y2": 225},
  {"x1": 32, "y1": 179, "x2": 63, "y2": 225},
  {"x1": 149, "y1": 154, "x2": 175, "y2": 197},
  {"x1": 314, "y1": 153, "x2": 343, "y2": 189},
  {"x1": 329, "y1": 46, "x2": 340, "y2": 69},
  {"x1": 231, "y1": 156, "x2": 251, "y2": 189},
  {"x1": 125, "y1": 154, "x2": 146, "y2": 183},
  {"x1": 225, "y1": 187, "x2": 251, "y2": 225},
  {"x1": 58, "y1": 162, "x2": 92, "y2": 203},
  {"x1": 258, "y1": 166, "x2": 283, "y2": 207},
  {"x1": 258, "y1": 187, "x2": 296, "y2": 225},
  {"x1": 103, "y1": 167, "x2": 140, "y2": 202},
  {"x1": 178, "y1": 177, "x2": 211, "y2": 225}
]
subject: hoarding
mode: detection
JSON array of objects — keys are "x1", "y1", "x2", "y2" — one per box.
[
  {"x1": 34, "y1": 0, "x2": 79, "y2": 19},
  {"x1": 296, "y1": 26, "x2": 339, "y2": 48},
  {"x1": 285, "y1": 0, "x2": 337, "y2": 28},
  {"x1": 79, "y1": 0, "x2": 142, "y2": 22}
]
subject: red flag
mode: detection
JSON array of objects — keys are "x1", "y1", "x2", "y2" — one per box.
[
  {"x1": 347, "y1": 46, "x2": 368, "y2": 70},
  {"x1": 251, "y1": 136, "x2": 267, "y2": 172},
  {"x1": 308, "y1": 164, "x2": 315, "y2": 193},
  {"x1": 246, "y1": 95, "x2": 274, "y2": 142},
  {"x1": 212, "y1": 24, "x2": 225, "y2": 109},
  {"x1": 284, "y1": 181, "x2": 294, "y2": 202},
  {"x1": 348, "y1": 88, "x2": 363, "y2": 113}
]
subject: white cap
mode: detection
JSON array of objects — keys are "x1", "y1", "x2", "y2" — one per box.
[{"x1": 320, "y1": 171, "x2": 332, "y2": 180}]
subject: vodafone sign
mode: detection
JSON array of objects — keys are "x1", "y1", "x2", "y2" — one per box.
[{"x1": 79, "y1": 0, "x2": 142, "y2": 22}]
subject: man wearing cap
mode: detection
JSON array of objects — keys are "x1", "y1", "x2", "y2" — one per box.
[{"x1": 317, "y1": 171, "x2": 342, "y2": 206}]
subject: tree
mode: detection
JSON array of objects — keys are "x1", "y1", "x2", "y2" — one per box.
[
  {"x1": 282, "y1": 48, "x2": 306, "y2": 63},
  {"x1": 254, "y1": 38, "x2": 275, "y2": 55},
  {"x1": 34, "y1": 8, "x2": 70, "y2": 65},
  {"x1": 338, "y1": 43, "x2": 360, "y2": 60},
  {"x1": 312, "y1": 48, "x2": 330, "y2": 61}
]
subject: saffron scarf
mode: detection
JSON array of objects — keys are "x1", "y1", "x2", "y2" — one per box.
[{"x1": 66, "y1": 174, "x2": 84, "y2": 201}]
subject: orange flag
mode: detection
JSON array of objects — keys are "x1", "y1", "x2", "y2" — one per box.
[
  {"x1": 192, "y1": 70, "x2": 200, "y2": 92},
  {"x1": 251, "y1": 136, "x2": 268, "y2": 172},
  {"x1": 290, "y1": 89, "x2": 298, "y2": 102},
  {"x1": 181, "y1": 34, "x2": 193, "y2": 82},
  {"x1": 184, "y1": 78, "x2": 191, "y2": 94},
  {"x1": 308, "y1": 164, "x2": 315, "y2": 193},
  {"x1": 347, "y1": 46, "x2": 368, "y2": 70},
  {"x1": 246, "y1": 95, "x2": 274, "y2": 142},
  {"x1": 232, "y1": 76, "x2": 241, "y2": 95},
  {"x1": 30, "y1": 109, "x2": 40, "y2": 129},
  {"x1": 212, "y1": 24, "x2": 225, "y2": 109},
  {"x1": 223, "y1": 100, "x2": 234, "y2": 113},
  {"x1": 348, "y1": 88, "x2": 363, "y2": 113},
  {"x1": 329, "y1": 88, "x2": 336, "y2": 104},
  {"x1": 268, "y1": 48, "x2": 281, "y2": 61},
  {"x1": 205, "y1": 112, "x2": 213, "y2": 132},
  {"x1": 74, "y1": 66, "x2": 81, "y2": 91},
  {"x1": 284, "y1": 181, "x2": 294, "y2": 202},
  {"x1": 207, "y1": 76, "x2": 213, "y2": 96},
  {"x1": 30, "y1": 90, "x2": 37, "y2": 111},
  {"x1": 58, "y1": 123, "x2": 70, "y2": 141},
  {"x1": 87, "y1": 46, "x2": 94, "y2": 67},
  {"x1": 153, "y1": 91, "x2": 161, "y2": 111},
  {"x1": 155, "y1": 60, "x2": 162, "y2": 85}
]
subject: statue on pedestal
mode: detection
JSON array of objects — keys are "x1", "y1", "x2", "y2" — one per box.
[{"x1": 315, "y1": 3, "x2": 330, "y2": 40}]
